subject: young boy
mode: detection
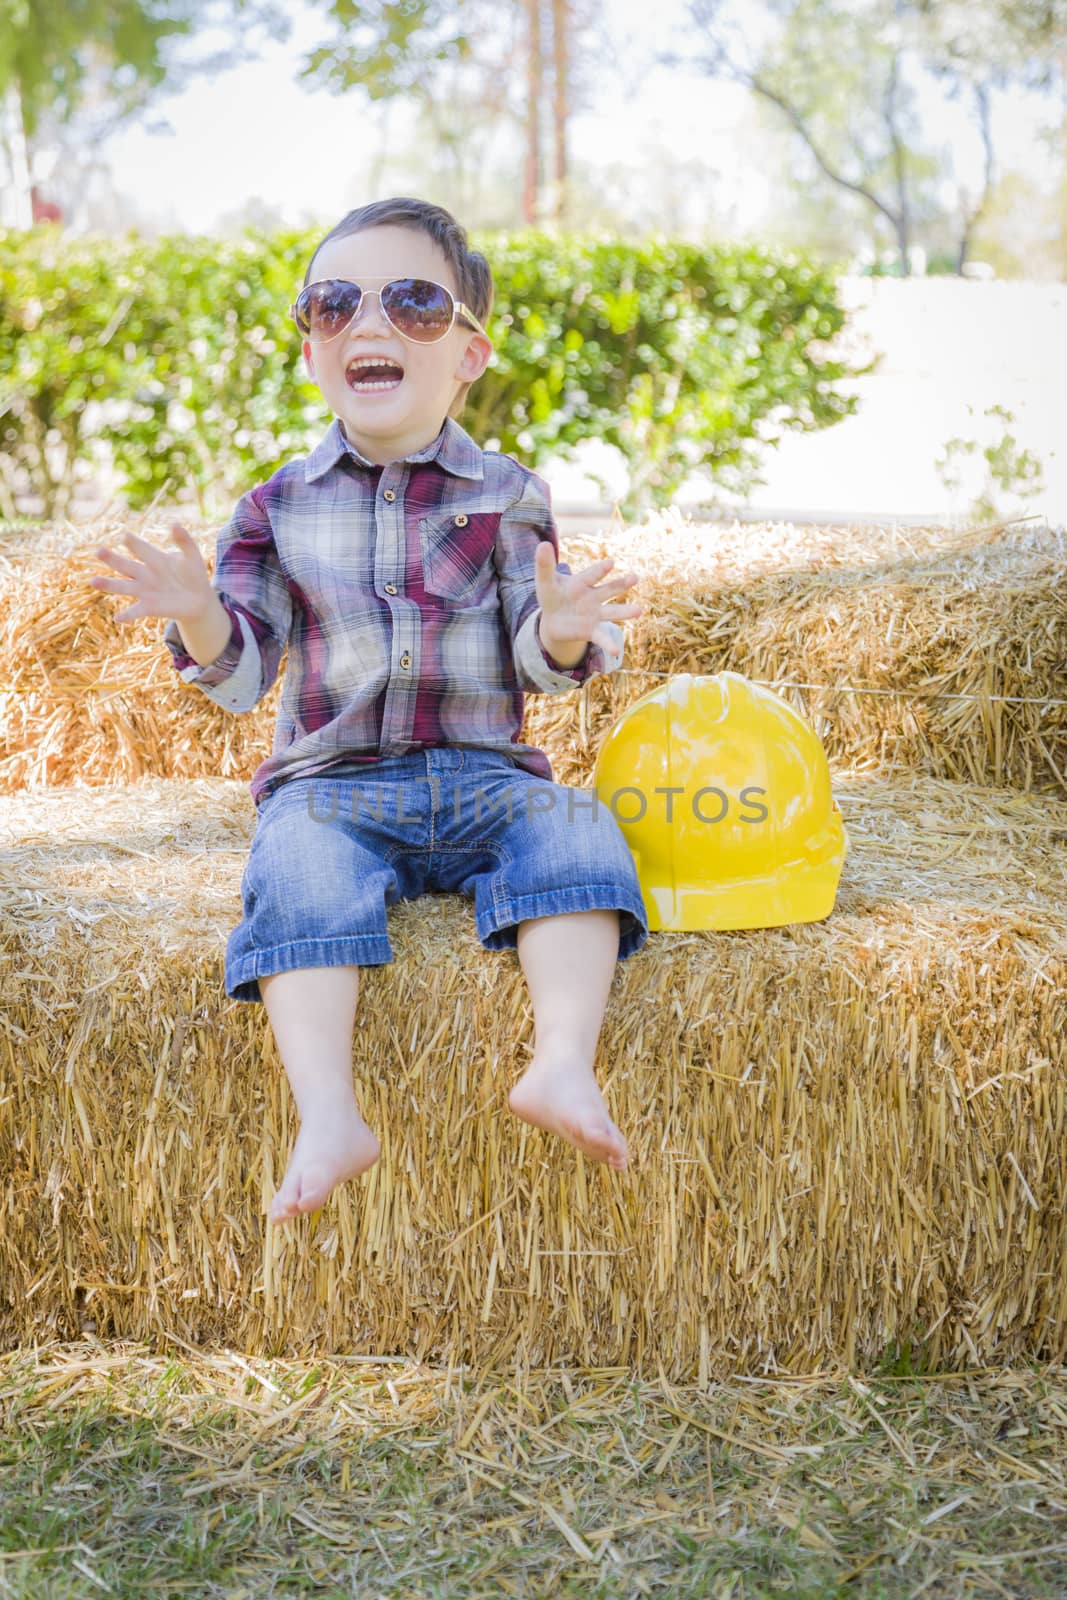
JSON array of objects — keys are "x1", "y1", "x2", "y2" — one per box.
[{"x1": 91, "y1": 196, "x2": 649, "y2": 1225}]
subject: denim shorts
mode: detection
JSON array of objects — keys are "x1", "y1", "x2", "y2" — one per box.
[{"x1": 225, "y1": 748, "x2": 650, "y2": 1003}]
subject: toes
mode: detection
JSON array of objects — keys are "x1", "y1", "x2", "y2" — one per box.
[
  {"x1": 596, "y1": 1127, "x2": 629, "y2": 1168},
  {"x1": 294, "y1": 1170, "x2": 330, "y2": 1214},
  {"x1": 269, "y1": 1185, "x2": 299, "y2": 1223},
  {"x1": 594, "y1": 1132, "x2": 628, "y2": 1167},
  {"x1": 562, "y1": 1113, "x2": 628, "y2": 1167},
  {"x1": 270, "y1": 1170, "x2": 329, "y2": 1224}
]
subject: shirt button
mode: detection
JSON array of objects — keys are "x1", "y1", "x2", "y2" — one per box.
[
  {"x1": 400, "y1": 652, "x2": 412, "y2": 669},
  {"x1": 454, "y1": 513, "x2": 469, "y2": 526},
  {"x1": 384, "y1": 582, "x2": 397, "y2": 595},
  {"x1": 383, "y1": 488, "x2": 397, "y2": 502}
]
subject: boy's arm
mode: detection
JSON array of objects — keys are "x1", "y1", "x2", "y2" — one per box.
[
  {"x1": 163, "y1": 483, "x2": 292, "y2": 713},
  {"x1": 494, "y1": 470, "x2": 624, "y2": 694}
]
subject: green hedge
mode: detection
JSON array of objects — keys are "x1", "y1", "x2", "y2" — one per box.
[{"x1": 0, "y1": 226, "x2": 871, "y2": 520}]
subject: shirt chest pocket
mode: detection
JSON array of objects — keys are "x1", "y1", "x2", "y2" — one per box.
[{"x1": 418, "y1": 511, "x2": 501, "y2": 604}]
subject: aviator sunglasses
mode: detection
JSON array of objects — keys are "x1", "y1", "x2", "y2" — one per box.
[{"x1": 291, "y1": 277, "x2": 491, "y2": 346}]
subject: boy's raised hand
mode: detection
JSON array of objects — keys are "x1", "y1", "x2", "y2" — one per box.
[
  {"x1": 534, "y1": 542, "x2": 642, "y2": 654},
  {"x1": 90, "y1": 524, "x2": 214, "y2": 625}
]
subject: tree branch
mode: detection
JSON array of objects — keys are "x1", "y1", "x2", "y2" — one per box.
[{"x1": 745, "y1": 69, "x2": 904, "y2": 235}]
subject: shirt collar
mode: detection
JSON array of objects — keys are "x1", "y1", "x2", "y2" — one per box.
[{"x1": 303, "y1": 416, "x2": 484, "y2": 484}]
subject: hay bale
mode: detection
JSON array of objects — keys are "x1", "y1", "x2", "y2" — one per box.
[
  {"x1": 1, "y1": 773, "x2": 1064, "y2": 1375},
  {"x1": 523, "y1": 513, "x2": 1067, "y2": 795},
  {"x1": 0, "y1": 515, "x2": 283, "y2": 791},
  {"x1": 1, "y1": 513, "x2": 1063, "y2": 795}
]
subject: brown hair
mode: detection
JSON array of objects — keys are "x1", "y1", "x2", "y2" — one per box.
[{"x1": 303, "y1": 197, "x2": 493, "y2": 420}]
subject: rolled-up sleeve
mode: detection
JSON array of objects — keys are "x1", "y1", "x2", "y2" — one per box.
[
  {"x1": 163, "y1": 484, "x2": 292, "y2": 714},
  {"x1": 494, "y1": 469, "x2": 624, "y2": 693}
]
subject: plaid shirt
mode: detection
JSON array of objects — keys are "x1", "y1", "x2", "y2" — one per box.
[{"x1": 163, "y1": 417, "x2": 623, "y2": 805}]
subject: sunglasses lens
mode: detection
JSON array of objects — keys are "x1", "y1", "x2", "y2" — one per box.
[
  {"x1": 381, "y1": 279, "x2": 455, "y2": 342},
  {"x1": 296, "y1": 280, "x2": 362, "y2": 339}
]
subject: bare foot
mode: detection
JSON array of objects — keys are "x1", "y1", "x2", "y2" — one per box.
[
  {"x1": 508, "y1": 1052, "x2": 629, "y2": 1170},
  {"x1": 269, "y1": 1101, "x2": 381, "y2": 1223}
]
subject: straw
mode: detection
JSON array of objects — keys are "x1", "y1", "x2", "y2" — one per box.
[
  {"x1": 1, "y1": 767, "x2": 1064, "y2": 1374},
  {"x1": 1, "y1": 510, "x2": 1063, "y2": 795}
]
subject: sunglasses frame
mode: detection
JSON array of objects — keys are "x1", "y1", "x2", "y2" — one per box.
[{"x1": 291, "y1": 276, "x2": 491, "y2": 347}]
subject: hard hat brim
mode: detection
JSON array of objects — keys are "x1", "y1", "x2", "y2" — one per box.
[{"x1": 642, "y1": 838, "x2": 847, "y2": 931}]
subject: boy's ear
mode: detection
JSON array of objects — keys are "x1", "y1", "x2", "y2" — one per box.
[
  {"x1": 455, "y1": 331, "x2": 493, "y2": 383},
  {"x1": 302, "y1": 338, "x2": 318, "y2": 385}
]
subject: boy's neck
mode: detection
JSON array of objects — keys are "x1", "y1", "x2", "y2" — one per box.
[{"x1": 340, "y1": 417, "x2": 448, "y2": 466}]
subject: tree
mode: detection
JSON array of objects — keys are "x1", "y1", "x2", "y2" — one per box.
[
  {"x1": 675, "y1": 0, "x2": 1066, "y2": 274},
  {"x1": 915, "y1": 0, "x2": 1067, "y2": 89},
  {"x1": 551, "y1": 0, "x2": 569, "y2": 223},
  {"x1": 520, "y1": 0, "x2": 574, "y2": 225},
  {"x1": 0, "y1": 0, "x2": 288, "y2": 230},
  {"x1": 905, "y1": 1, "x2": 1066, "y2": 268},
  {"x1": 524, "y1": 0, "x2": 543, "y2": 224},
  {"x1": 297, "y1": 0, "x2": 598, "y2": 226},
  {"x1": 677, "y1": 0, "x2": 932, "y2": 274}
]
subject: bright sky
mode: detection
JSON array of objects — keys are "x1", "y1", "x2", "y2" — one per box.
[{"x1": 79, "y1": 0, "x2": 1059, "y2": 238}]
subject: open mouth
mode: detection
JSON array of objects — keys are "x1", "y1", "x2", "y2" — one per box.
[{"x1": 346, "y1": 358, "x2": 405, "y2": 393}]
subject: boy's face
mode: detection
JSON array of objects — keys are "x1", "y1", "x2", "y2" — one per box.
[{"x1": 301, "y1": 223, "x2": 493, "y2": 465}]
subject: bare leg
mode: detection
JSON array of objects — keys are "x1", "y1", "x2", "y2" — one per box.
[
  {"x1": 509, "y1": 910, "x2": 628, "y2": 1170},
  {"x1": 259, "y1": 966, "x2": 380, "y2": 1223}
]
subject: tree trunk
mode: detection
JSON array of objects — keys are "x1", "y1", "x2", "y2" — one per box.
[
  {"x1": 0, "y1": 81, "x2": 34, "y2": 229},
  {"x1": 883, "y1": 50, "x2": 911, "y2": 275},
  {"x1": 524, "y1": 0, "x2": 542, "y2": 225},
  {"x1": 894, "y1": 214, "x2": 911, "y2": 275},
  {"x1": 955, "y1": 78, "x2": 995, "y2": 274},
  {"x1": 1061, "y1": 50, "x2": 1067, "y2": 280},
  {"x1": 551, "y1": 0, "x2": 568, "y2": 226}
]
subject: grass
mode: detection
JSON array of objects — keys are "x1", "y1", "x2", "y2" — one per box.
[{"x1": 2, "y1": 1343, "x2": 1066, "y2": 1597}]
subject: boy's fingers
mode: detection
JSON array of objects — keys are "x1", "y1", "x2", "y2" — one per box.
[
  {"x1": 95, "y1": 547, "x2": 139, "y2": 578},
  {"x1": 119, "y1": 532, "x2": 151, "y2": 562},
  {"x1": 577, "y1": 558, "x2": 614, "y2": 580},
  {"x1": 95, "y1": 576, "x2": 140, "y2": 598},
  {"x1": 120, "y1": 531, "x2": 166, "y2": 567}
]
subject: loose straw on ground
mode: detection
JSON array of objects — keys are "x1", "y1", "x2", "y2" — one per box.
[{"x1": 1, "y1": 1341, "x2": 1066, "y2": 1593}]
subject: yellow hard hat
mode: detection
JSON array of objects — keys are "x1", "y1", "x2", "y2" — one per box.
[{"x1": 593, "y1": 671, "x2": 848, "y2": 931}]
